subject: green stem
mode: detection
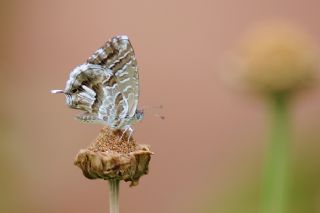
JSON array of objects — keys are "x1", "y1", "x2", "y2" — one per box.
[
  {"x1": 262, "y1": 94, "x2": 290, "y2": 213},
  {"x1": 109, "y1": 179, "x2": 120, "y2": 213}
]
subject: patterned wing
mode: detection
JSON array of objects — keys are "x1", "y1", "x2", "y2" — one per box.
[
  {"x1": 87, "y1": 35, "x2": 139, "y2": 118},
  {"x1": 98, "y1": 74, "x2": 129, "y2": 128}
]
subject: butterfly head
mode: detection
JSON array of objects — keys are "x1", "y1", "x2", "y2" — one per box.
[
  {"x1": 52, "y1": 84, "x2": 96, "y2": 113},
  {"x1": 64, "y1": 83, "x2": 96, "y2": 112},
  {"x1": 135, "y1": 109, "x2": 144, "y2": 121},
  {"x1": 59, "y1": 65, "x2": 99, "y2": 112}
]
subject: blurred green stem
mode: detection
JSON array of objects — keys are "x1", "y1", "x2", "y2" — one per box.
[
  {"x1": 262, "y1": 94, "x2": 290, "y2": 213},
  {"x1": 109, "y1": 179, "x2": 120, "y2": 213}
]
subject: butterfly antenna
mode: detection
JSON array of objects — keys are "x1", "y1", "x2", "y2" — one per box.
[
  {"x1": 142, "y1": 105, "x2": 163, "y2": 110},
  {"x1": 153, "y1": 113, "x2": 165, "y2": 120},
  {"x1": 142, "y1": 105, "x2": 165, "y2": 120}
]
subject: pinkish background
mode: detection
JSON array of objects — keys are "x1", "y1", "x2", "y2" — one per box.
[{"x1": 1, "y1": 0, "x2": 320, "y2": 212}]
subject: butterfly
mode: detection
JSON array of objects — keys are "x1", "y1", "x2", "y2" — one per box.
[{"x1": 51, "y1": 35, "x2": 143, "y2": 138}]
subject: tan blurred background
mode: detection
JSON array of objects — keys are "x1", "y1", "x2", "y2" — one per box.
[{"x1": 1, "y1": 0, "x2": 320, "y2": 212}]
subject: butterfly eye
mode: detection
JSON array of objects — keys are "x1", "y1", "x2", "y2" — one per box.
[{"x1": 71, "y1": 88, "x2": 78, "y2": 93}]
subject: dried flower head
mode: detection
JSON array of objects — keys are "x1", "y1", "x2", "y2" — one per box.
[
  {"x1": 227, "y1": 23, "x2": 318, "y2": 95},
  {"x1": 74, "y1": 127, "x2": 153, "y2": 186}
]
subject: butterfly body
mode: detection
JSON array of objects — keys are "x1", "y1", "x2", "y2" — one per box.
[{"x1": 54, "y1": 35, "x2": 143, "y2": 131}]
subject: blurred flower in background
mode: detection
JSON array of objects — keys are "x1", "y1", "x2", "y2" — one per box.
[
  {"x1": 203, "y1": 22, "x2": 320, "y2": 213},
  {"x1": 225, "y1": 23, "x2": 318, "y2": 95}
]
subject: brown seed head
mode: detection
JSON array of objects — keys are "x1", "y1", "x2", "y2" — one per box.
[{"x1": 74, "y1": 127, "x2": 153, "y2": 186}]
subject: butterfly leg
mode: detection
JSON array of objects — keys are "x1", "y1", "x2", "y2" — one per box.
[
  {"x1": 119, "y1": 126, "x2": 134, "y2": 142},
  {"x1": 119, "y1": 127, "x2": 128, "y2": 142},
  {"x1": 126, "y1": 126, "x2": 134, "y2": 143}
]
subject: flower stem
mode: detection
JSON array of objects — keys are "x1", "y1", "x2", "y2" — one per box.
[
  {"x1": 262, "y1": 94, "x2": 290, "y2": 213},
  {"x1": 109, "y1": 179, "x2": 120, "y2": 213}
]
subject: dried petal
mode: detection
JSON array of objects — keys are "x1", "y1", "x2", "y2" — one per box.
[{"x1": 74, "y1": 127, "x2": 153, "y2": 186}]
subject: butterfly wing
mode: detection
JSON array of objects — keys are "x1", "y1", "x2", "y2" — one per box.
[
  {"x1": 87, "y1": 35, "x2": 139, "y2": 118},
  {"x1": 99, "y1": 74, "x2": 128, "y2": 128}
]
